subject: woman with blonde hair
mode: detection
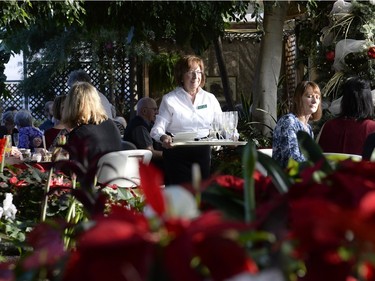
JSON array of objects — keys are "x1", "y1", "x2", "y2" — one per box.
[{"x1": 62, "y1": 82, "x2": 122, "y2": 163}]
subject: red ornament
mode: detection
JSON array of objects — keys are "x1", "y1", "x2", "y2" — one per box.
[
  {"x1": 326, "y1": 51, "x2": 335, "y2": 62},
  {"x1": 368, "y1": 46, "x2": 375, "y2": 59}
]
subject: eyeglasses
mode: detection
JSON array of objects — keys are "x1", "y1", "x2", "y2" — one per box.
[{"x1": 186, "y1": 70, "x2": 203, "y2": 76}]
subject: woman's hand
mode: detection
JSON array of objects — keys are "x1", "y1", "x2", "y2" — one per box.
[
  {"x1": 160, "y1": 134, "x2": 173, "y2": 149},
  {"x1": 33, "y1": 137, "x2": 43, "y2": 148}
]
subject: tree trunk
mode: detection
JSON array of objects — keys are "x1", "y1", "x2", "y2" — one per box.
[
  {"x1": 214, "y1": 36, "x2": 234, "y2": 110},
  {"x1": 251, "y1": 1, "x2": 289, "y2": 137}
]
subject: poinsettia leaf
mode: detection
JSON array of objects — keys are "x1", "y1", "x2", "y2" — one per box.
[
  {"x1": 257, "y1": 152, "x2": 291, "y2": 194},
  {"x1": 297, "y1": 131, "x2": 333, "y2": 173},
  {"x1": 139, "y1": 162, "x2": 165, "y2": 216},
  {"x1": 201, "y1": 185, "x2": 245, "y2": 220}
]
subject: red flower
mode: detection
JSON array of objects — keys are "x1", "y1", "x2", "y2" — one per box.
[
  {"x1": 22, "y1": 222, "x2": 66, "y2": 270},
  {"x1": 359, "y1": 261, "x2": 375, "y2": 281},
  {"x1": 368, "y1": 46, "x2": 375, "y2": 59},
  {"x1": 63, "y1": 206, "x2": 154, "y2": 281},
  {"x1": 326, "y1": 50, "x2": 335, "y2": 62},
  {"x1": 163, "y1": 211, "x2": 257, "y2": 281},
  {"x1": 8, "y1": 176, "x2": 18, "y2": 185},
  {"x1": 8, "y1": 176, "x2": 27, "y2": 187},
  {"x1": 289, "y1": 198, "x2": 351, "y2": 253},
  {"x1": 214, "y1": 175, "x2": 244, "y2": 190}
]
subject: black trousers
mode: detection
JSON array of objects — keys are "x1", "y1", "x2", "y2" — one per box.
[{"x1": 163, "y1": 145, "x2": 211, "y2": 185}]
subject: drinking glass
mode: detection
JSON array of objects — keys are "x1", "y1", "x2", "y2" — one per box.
[
  {"x1": 13, "y1": 133, "x2": 19, "y2": 147},
  {"x1": 211, "y1": 112, "x2": 223, "y2": 139},
  {"x1": 223, "y1": 111, "x2": 238, "y2": 140},
  {"x1": 4, "y1": 135, "x2": 12, "y2": 157}
]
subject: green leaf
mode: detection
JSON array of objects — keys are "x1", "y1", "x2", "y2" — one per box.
[
  {"x1": 297, "y1": 131, "x2": 333, "y2": 173},
  {"x1": 201, "y1": 186, "x2": 245, "y2": 221},
  {"x1": 257, "y1": 151, "x2": 292, "y2": 194},
  {"x1": 242, "y1": 142, "x2": 257, "y2": 223}
]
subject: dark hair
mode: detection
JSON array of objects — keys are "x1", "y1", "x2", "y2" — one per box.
[
  {"x1": 52, "y1": 95, "x2": 66, "y2": 120},
  {"x1": 2, "y1": 111, "x2": 16, "y2": 125},
  {"x1": 339, "y1": 77, "x2": 374, "y2": 120},
  {"x1": 173, "y1": 55, "x2": 206, "y2": 87},
  {"x1": 67, "y1": 70, "x2": 92, "y2": 88},
  {"x1": 292, "y1": 81, "x2": 322, "y2": 121}
]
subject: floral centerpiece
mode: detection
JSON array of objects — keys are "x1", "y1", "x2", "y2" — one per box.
[{"x1": 0, "y1": 133, "x2": 374, "y2": 281}]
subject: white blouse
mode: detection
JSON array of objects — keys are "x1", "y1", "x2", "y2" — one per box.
[{"x1": 151, "y1": 86, "x2": 222, "y2": 141}]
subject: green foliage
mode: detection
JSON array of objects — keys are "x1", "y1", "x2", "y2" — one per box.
[
  {"x1": 148, "y1": 52, "x2": 180, "y2": 99},
  {"x1": 0, "y1": 44, "x2": 11, "y2": 98},
  {"x1": 238, "y1": 94, "x2": 273, "y2": 148},
  {"x1": 0, "y1": 0, "x2": 251, "y2": 107},
  {"x1": 298, "y1": 1, "x2": 375, "y2": 99}
]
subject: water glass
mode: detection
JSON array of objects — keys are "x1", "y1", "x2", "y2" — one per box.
[
  {"x1": 223, "y1": 111, "x2": 238, "y2": 140},
  {"x1": 211, "y1": 112, "x2": 223, "y2": 139},
  {"x1": 13, "y1": 133, "x2": 19, "y2": 147}
]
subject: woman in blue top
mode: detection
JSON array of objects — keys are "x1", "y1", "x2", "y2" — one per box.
[
  {"x1": 272, "y1": 81, "x2": 322, "y2": 168},
  {"x1": 14, "y1": 109, "x2": 43, "y2": 151}
]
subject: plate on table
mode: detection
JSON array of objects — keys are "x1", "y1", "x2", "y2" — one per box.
[{"x1": 173, "y1": 132, "x2": 198, "y2": 142}]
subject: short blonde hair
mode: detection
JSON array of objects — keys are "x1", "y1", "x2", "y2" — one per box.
[{"x1": 62, "y1": 82, "x2": 107, "y2": 127}]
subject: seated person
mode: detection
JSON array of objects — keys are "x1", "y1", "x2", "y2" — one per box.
[
  {"x1": 39, "y1": 101, "x2": 54, "y2": 132},
  {"x1": 0, "y1": 110, "x2": 19, "y2": 145},
  {"x1": 123, "y1": 97, "x2": 163, "y2": 165},
  {"x1": 44, "y1": 95, "x2": 69, "y2": 151},
  {"x1": 62, "y1": 82, "x2": 122, "y2": 165},
  {"x1": 113, "y1": 116, "x2": 127, "y2": 137},
  {"x1": 318, "y1": 77, "x2": 375, "y2": 155},
  {"x1": 14, "y1": 109, "x2": 43, "y2": 152},
  {"x1": 272, "y1": 81, "x2": 322, "y2": 168},
  {"x1": 67, "y1": 70, "x2": 115, "y2": 119}
]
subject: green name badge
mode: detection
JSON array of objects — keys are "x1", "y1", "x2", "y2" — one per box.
[{"x1": 197, "y1": 104, "x2": 207, "y2": 109}]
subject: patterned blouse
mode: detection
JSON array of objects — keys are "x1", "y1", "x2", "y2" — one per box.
[
  {"x1": 18, "y1": 126, "x2": 43, "y2": 151},
  {"x1": 272, "y1": 113, "x2": 313, "y2": 168}
]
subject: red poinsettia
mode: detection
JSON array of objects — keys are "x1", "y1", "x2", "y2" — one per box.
[
  {"x1": 63, "y1": 206, "x2": 154, "y2": 281},
  {"x1": 22, "y1": 221, "x2": 67, "y2": 270},
  {"x1": 8, "y1": 176, "x2": 27, "y2": 187},
  {"x1": 63, "y1": 163, "x2": 258, "y2": 281},
  {"x1": 368, "y1": 46, "x2": 375, "y2": 59},
  {"x1": 282, "y1": 160, "x2": 375, "y2": 280}
]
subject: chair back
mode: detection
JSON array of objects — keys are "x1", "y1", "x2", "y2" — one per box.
[
  {"x1": 257, "y1": 148, "x2": 273, "y2": 157},
  {"x1": 97, "y1": 149, "x2": 152, "y2": 188},
  {"x1": 256, "y1": 148, "x2": 273, "y2": 176}
]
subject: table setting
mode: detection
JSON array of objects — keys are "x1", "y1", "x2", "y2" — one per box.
[
  {"x1": 0, "y1": 134, "x2": 57, "y2": 172},
  {"x1": 170, "y1": 111, "x2": 247, "y2": 147}
]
